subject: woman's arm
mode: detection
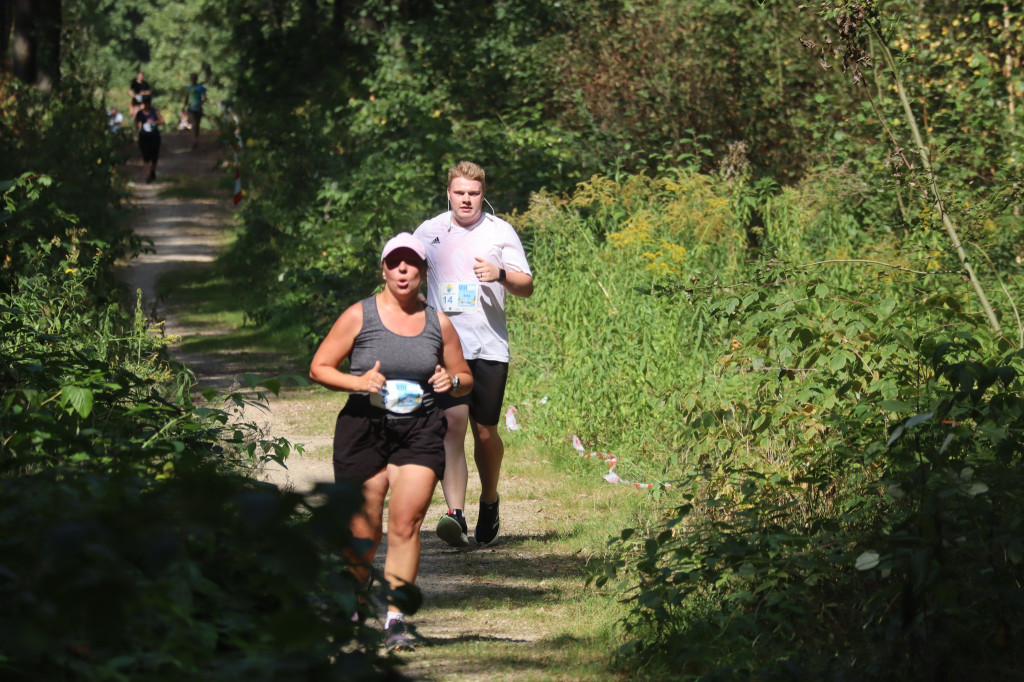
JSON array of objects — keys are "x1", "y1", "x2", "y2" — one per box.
[
  {"x1": 309, "y1": 303, "x2": 385, "y2": 394},
  {"x1": 430, "y1": 313, "x2": 473, "y2": 397}
]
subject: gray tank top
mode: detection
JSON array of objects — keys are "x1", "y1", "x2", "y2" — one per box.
[{"x1": 349, "y1": 296, "x2": 444, "y2": 410}]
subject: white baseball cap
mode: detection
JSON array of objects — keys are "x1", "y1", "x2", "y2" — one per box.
[{"x1": 380, "y1": 232, "x2": 426, "y2": 264}]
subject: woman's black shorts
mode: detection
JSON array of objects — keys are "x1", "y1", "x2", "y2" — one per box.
[
  {"x1": 138, "y1": 133, "x2": 161, "y2": 162},
  {"x1": 332, "y1": 403, "x2": 447, "y2": 483}
]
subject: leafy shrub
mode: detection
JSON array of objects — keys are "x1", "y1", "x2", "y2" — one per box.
[
  {"x1": 598, "y1": 269, "x2": 1024, "y2": 680},
  {"x1": 501, "y1": 160, "x2": 1024, "y2": 678},
  {"x1": 507, "y1": 170, "x2": 756, "y2": 484},
  {"x1": 0, "y1": 179, "x2": 401, "y2": 680},
  {"x1": 0, "y1": 74, "x2": 134, "y2": 300}
]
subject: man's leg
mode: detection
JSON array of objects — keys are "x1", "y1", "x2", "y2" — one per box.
[
  {"x1": 188, "y1": 112, "x2": 199, "y2": 145},
  {"x1": 466, "y1": 359, "x2": 509, "y2": 544},
  {"x1": 436, "y1": 404, "x2": 470, "y2": 547},
  {"x1": 471, "y1": 420, "x2": 503, "y2": 504},
  {"x1": 471, "y1": 419, "x2": 504, "y2": 544},
  {"x1": 440, "y1": 404, "x2": 469, "y2": 510}
]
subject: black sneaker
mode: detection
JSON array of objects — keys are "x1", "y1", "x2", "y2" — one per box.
[
  {"x1": 350, "y1": 575, "x2": 373, "y2": 625},
  {"x1": 475, "y1": 495, "x2": 500, "y2": 545},
  {"x1": 436, "y1": 509, "x2": 470, "y2": 547},
  {"x1": 384, "y1": 619, "x2": 415, "y2": 652}
]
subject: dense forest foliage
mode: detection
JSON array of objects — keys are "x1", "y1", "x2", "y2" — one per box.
[{"x1": 3, "y1": 0, "x2": 1024, "y2": 679}]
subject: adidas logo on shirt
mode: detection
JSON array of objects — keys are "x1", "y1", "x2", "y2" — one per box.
[{"x1": 431, "y1": 237, "x2": 440, "y2": 244}]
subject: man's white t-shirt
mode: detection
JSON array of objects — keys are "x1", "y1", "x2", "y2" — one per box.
[{"x1": 413, "y1": 212, "x2": 532, "y2": 363}]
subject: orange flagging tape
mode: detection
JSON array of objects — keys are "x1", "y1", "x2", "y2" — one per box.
[
  {"x1": 570, "y1": 434, "x2": 667, "y2": 488},
  {"x1": 569, "y1": 432, "x2": 655, "y2": 485},
  {"x1": 505, "y1": 407, "x2": 669, "y2": 489}
]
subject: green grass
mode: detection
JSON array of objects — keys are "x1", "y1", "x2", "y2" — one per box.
[
  {"x1": 158, "y1": 264, "x2": 312, "y2": 369},
  {"x1": 258, "y1": 387, "x2": 644, "y2": 679},
  {"x1": 155, "y1": 231, "x2": 649, "y2": 678},
  {"x1": 406, "y1": 429, "x2": 653, "y2": 680}
]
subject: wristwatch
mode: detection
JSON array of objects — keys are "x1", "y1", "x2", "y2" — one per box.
[
  {"x1": 498, "y1": 268, "x2": 507, "y2": 282},
  {"x1": 452, "y1": 374, "x2": 461, "y2": 392}
]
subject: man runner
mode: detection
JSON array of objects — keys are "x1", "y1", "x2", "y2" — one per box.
[{"x1": 414, "y1": 161, "x2": 534, "y2": 546}]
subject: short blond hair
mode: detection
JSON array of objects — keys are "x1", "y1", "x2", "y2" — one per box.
[{"x1": 448, "y1": 161, "x2": 486, "y2": 192}]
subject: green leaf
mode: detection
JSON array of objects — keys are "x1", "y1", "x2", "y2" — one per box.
[{"x1": 61, "y1": 385, "x2": 94, "y2": 418}]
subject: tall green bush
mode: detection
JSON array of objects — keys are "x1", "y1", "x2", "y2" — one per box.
[
  {"x1": 0, "y1": 74, "x2": 133, "y2": 300},
  {"x1": 600, "y1": 279, "x2": 1024, "y2": 679},
  {"x1": 502, "y1": 162, "x2": 1024, "y2": 678},
  {"x1": 1, "y1": 172, "x2": 399, "y2": 680}
]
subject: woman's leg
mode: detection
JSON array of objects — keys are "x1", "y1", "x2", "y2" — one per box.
[
  {"x1": 347, "y1": 467, "x2": 389, "y2": 585},
  {"x1": 151, "y1": 136, "x2": 161, "y2": 179},
  {"x1": 383, "y1": 462, "x2": 438, "y2": 610}
]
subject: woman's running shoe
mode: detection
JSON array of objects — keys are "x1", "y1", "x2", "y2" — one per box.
[{"x1": 384, "y1": 619, "x2": 415, "y2": 652}]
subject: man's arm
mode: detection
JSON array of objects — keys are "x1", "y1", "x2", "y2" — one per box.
[
  {"x1": 501, "y1": 269, "x2": 533, "y2": 298},
  {"x1": 472, "y1": 258, "x2": 534, "y2": 298}
]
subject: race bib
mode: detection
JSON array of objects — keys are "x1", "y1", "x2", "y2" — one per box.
[
  {"x1": 440, "y1": 282, "x2": 479, "y2": 313},
  {"x1": 370, "y1": 380, "x2": 424, "y2": 414},
  {"x1": 142, "y1": 122, "x2": 154, "y2": 132}
]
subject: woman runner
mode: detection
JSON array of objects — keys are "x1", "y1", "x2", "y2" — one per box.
[{"x1": 309, "y1": 232, "x2": 473, "y2": 652}]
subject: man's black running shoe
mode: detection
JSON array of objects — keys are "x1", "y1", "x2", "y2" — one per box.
[{"x1": 475, "y1": 495, "x2": 500, "y2": 545}]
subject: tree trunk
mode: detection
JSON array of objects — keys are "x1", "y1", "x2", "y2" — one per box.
[
  {"x1": 333, "y1": 0, "x2": 353, "y2": 32},
  {"x1": 11, "y1": 0, "x2": 61, "y2": 92},
  {"x1": 0, "y1": 0, "x2": 12, "y2": 72}
]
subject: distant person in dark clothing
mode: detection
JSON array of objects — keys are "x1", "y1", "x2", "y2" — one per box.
[
  {"x1": 128, "y1": 71, "x2": 152, "y2": 117},
  {"x1": 183, "y1": 73, "x2": 207, "y2": 148},
  {"x1": 135, "y1": 96, "x2": 165, "y2": 184}
]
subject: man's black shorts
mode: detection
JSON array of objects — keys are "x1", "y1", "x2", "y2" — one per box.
[
  {"x1": 436, "y1": 358, "x2": 509, "y2": 427},
  {"x1": 332, "y1": 402, "x2": 447, "y2": 482}
]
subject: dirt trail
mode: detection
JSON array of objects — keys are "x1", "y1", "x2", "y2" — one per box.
[{"x1": 117, "y1": 130, "x2": 607, "y2": 680}]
